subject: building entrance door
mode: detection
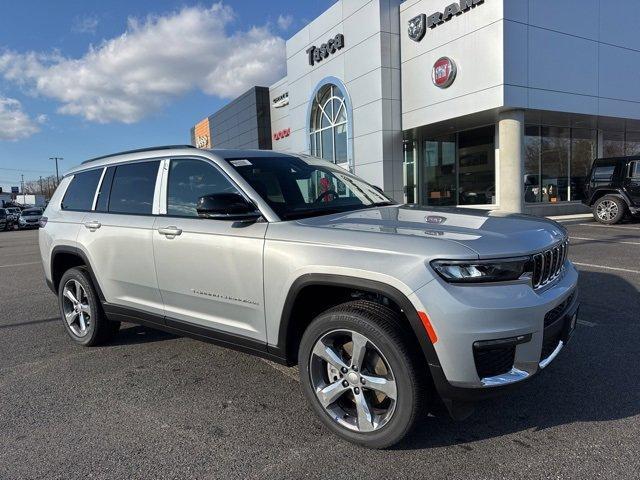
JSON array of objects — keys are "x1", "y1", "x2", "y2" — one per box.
[{"x1": 420, "y1": 134, "x2": 457, "y2": 206}]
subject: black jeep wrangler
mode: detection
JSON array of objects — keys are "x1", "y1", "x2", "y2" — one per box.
[{"x1": 583, "y1": 157, "x2": 640, "y2": 224}]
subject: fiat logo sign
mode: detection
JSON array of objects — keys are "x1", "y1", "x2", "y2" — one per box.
[{"x1": 432, "y1": 57, "x2": 457, "y2": 88}]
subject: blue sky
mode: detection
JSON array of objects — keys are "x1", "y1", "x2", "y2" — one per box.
[{"x1": 0, "y1": 0, "x2": 334, "y2": 192}]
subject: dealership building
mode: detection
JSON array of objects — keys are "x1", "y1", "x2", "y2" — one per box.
[{"x1": 191, "y1": 0, "x2": 640, "y2": 215}]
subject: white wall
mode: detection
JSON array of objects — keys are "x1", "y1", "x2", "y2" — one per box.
[
  {"x1": 400, "y1": 0, "x2": 505, "y2": 130},
  {"x1": 282, "y1": 0, "x2": 404, "y2": 199},
  {"x1": 401, "y1": 0, "x2": 640, "y2": 128},
  {"x1": 504, "y1": 0, "x2": 640, "y2": 120}
]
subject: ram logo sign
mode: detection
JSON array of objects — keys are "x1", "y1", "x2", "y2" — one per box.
[{"x1": 408, "y1": 0, "x2": 485, "y2": 42}]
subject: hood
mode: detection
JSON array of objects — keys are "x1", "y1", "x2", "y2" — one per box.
[{"x1": 296, "y1": 205, "x2": 566, "y2": 258}]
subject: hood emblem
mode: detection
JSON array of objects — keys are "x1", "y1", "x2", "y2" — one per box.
[{"x1": 426, "y1": 215, "x2": 446, "y2": 224}]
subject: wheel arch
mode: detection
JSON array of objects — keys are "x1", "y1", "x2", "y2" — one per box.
[
  {"x1": 272, "y1": 274, "x2": 440, "y2": 370},
  {"x1": 50, "y1": 246, "x2": 106, "y2": 301},
  {"x1": 589, "y1": 189, "x2": 631, "y2": 208}
]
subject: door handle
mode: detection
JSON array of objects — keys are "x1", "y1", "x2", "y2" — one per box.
[
  {"x1": 158, "y1": 226, "x2": 182, "y2": 238},
  {"x1": 84, "y1": 221, "x2": 101, "y2": 231}
]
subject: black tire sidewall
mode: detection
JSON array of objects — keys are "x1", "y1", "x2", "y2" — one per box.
[
  {"x1": 299, "y1": 308, "x2": 421, "y2": 449},
  {"x1": 594, "y1": 196, "x2": 626, "y2": 224},
  {"x1": 58, "y1": 268, "x2": 102, "y2": 346}
]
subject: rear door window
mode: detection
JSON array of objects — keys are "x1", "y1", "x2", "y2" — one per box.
[
  {"x1": 629, "y1": 161, "x2": 640, "y2": 178},
  {"x1": 95, "y1": 166, "x2": 115, "y2": 212},
  {"x1": 61, "y1": 169, "x2": 103, "y2": 211},
  {"x1": 108, "y1": 161, "x2": 159, "y2": 215}
]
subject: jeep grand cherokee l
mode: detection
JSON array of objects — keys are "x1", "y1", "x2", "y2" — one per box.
[{"x1": 39, "y1": 146, "x2": 579, "y2": 448}]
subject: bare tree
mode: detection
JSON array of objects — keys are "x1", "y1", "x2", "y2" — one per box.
[{"x1": 23, "y1": 175, "x2": 59, "y2": 199}]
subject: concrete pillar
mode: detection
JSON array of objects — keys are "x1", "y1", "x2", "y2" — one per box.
[{"x1": 498, "y1": 109, "x2": 525, "y2": 213}]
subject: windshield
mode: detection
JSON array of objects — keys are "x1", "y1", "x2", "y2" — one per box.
[
  {"x1": 225, "y1": 155, "x2": 393, "y2": 220},
  {"x1": 23, "y1": 209, "x2": 42, "y2": 216}
]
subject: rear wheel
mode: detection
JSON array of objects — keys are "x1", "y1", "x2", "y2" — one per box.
[
  {"x1": 298, "y1": 300, "x2": 426, "y2": 449},
  {"x1": 593, "y1": 195, "x2": 626, "y2": 224},
  {"x1": 58, "y1": 267, "x2": 120, "y2": 346}
]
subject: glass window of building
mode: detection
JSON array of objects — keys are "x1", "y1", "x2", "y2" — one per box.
[
  {"x1": 524, "y1": 126, "x2": 542, "y2": 203},
  {"x1": 540, "y1": 127, "x2": 570, "y2": 203},
  {"x1": 570, "y1": 129, "x2": 597, "y2": 201},
  {"x1": 309, "y1": 84, "x2": 348, "y2": 164},
  {"x1": 403, "y1": 140, "x2": 417, "y2": 204},
  {"x1": 403, "y1": 126, "x2": 496, "y2": 207},
  {"x1": 458, "y1": 126, "x2": 496, "y2": 205},
  {"x1": 625, "y1": 131, "x2": 640, "y2": 156},
  {"x1": 526, "y1": 126, "x2": 597, "y2": 203},
  {"x1": 421, "y1": 135, "x2": 456, "y2": 206},
  {"x1": 603, "y1": 131, "x2": 625, "y2": 157}
]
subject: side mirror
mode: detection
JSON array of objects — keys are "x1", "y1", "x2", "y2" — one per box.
[{"x1": 196, "y1": 193, "x2": 262, "y2": 221}]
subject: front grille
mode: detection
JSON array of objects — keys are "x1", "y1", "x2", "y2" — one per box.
[
  {"x1": 531, "y1": 241, "x2": 568, "y2": 289},
  {"x1": 474, "y1": 345, "x2": 516, "y2": 378}
]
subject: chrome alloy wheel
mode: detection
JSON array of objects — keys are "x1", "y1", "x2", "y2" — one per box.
[
  {"x1": 309, "y1": 329, "x2": 397, "y2": 433},
  {"x1": 597, "y1": 200, "x2": 619, "y2": 221},
  {"x1": 61, "y1": 279, "x2": 92, "y2": 337}
]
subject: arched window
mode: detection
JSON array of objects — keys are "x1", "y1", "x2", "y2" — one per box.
[{"x1": 309, "y1": 83, "x2": 348, "y2": 164}]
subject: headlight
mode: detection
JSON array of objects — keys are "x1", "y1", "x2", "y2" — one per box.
[
  {"x1": 431, "y1": 257, "x2": 531, "y2": 283},
  {"x1": 19, "y1": 217, "x2": 26, "y2": 225}
]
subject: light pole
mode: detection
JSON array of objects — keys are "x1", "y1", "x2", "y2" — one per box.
[{"x1": 50, "y1": 157, "x2": 63, "y2": 184}]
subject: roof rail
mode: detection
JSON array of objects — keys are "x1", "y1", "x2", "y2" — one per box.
[{"x1": 81, "y1": 145, "x2": 197, "y2": 165}]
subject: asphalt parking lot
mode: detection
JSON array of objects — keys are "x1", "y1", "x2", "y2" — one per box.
[{"x1": 1, "y1": 222, "x2": 639, "y2": 479}]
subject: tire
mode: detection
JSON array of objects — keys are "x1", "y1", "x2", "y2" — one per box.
[
  {"x1": 57, "y1": 267, "x2": 120, "y2": 346},
  {"x1": 593, "y1": 195, "x2": 627, "y2": 224},
  {"x1": 298, "y1": 300, "x2": 426, "y2": 449}
]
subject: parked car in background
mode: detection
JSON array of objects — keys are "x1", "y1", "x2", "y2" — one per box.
[
  {"x1": 5, "y1": 207, "x2": 20, "y2": 229},
  {"x1": 583, "y1": 157, "x2": 640, "y2": 224},
  {"x1": 18, "y1": 208, "x2": 44, "y2": 229},
  {"x1": 0, "y1": 208, "x2": 8, "y2": 231}
]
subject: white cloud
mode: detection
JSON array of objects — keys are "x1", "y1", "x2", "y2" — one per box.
[
  {"x1": 0, "y1": 96, "x2": 40, "y2": 141},
  {"x1": 72, "y1": 14, "x2": 99, "y2": 34},
  {"x1": 0, "y1": 3, "x2": 286, "y2": 124},
  {"x1": 277, "y1": 14, "x2": 293, "y2": 31}
]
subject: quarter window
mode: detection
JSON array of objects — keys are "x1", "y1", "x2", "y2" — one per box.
[
  {"x1": 61, "y1": 169, "x2": 103, "y2": 211},
  {"x1": 108, "y1": 161, "x2": 159, "y2": 215},
  {"x1": 629, "y1": 161, "x2": 640, "y2": 178},
  {"x1": 592, "y1": 165, "x2": 615, "y2": 181},
  {"x1": 167, "y1": 159, "x2": 238, "y2": 217}
]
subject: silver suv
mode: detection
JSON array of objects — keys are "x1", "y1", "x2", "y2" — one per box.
[{"x1": 39, "y1": 146, "x2": 579, "y2": 448}]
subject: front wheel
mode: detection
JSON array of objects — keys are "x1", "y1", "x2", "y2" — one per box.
[
  {"x1": 298, "y1": 300, "x2": 426, "y2": 449},
  {"x1": 593, "y1": 195, "x2": 626, "y2": 224}
]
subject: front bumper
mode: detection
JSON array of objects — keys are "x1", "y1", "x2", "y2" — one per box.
[{"x1": 409, "y1": 261, "x2": 579, "y2": 410}]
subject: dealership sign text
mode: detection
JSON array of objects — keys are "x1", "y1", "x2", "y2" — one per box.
[{"x1": 306, "y1": 34, "x2": 345, "y2": 66}]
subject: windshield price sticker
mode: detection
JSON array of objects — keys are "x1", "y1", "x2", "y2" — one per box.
[{"x1": 230, "y1": 159, "x2": 252, "y2": 167}]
